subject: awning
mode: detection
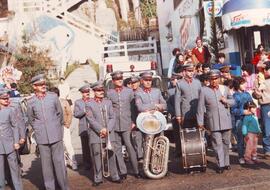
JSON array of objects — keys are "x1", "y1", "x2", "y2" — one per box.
[{"x1": 222, "y1": 0, "x2": 270, "y2": 31}]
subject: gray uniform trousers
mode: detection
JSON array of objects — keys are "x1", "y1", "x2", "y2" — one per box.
[
  {"x1": 38, "y1": 141, "x2": 69, "y2": 190},
  {"x1": 115, "y1": 131, "x2": 139, "y2": 175},
  {"x1": 0, "y1": 151, "x2": 22, "y2": 190},
  {"x1": 131, "y1": 130, "x2": 143, "y2": 159},
  {"x1": 211, "y1": 130, "x2": 231, "y2": 168},
  {"x1": 107, "y1": 87, "x2": 139, "y2": 175},
  {"x1": 80, "y1": 132, "x2": 91, "y2": 168},
  {"x1": 90, "y1": 143, "x2": 120, "y2": 183}
]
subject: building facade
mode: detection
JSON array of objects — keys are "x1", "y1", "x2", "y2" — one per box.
[{"x1": 157, "y1": 0, "x2": 200, "y2": 74}]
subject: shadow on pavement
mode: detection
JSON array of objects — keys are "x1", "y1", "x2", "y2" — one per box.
[{"x1": 23, "y1": 157, "x2": 44, "y2": 190}]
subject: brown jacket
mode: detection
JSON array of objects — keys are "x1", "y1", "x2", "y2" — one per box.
[
  {"x1": 254, "y1": 78, "x2": 270, "y2": 105},
  {"x1": 60, "y1": 98, "x2": 72, "y2": 128}
]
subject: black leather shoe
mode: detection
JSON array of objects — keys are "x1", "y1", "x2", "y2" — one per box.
[
  {"x1": 134, "y1": 173, "x2": 143, "y2": 179},
  {"x1": 92, "y1": 181, "x2": 103, "y2": 187},
  {"x1": 112, "y1": 179, "x2": 123, "y2": 184},
  {"x1": 120, "y1": 174, "x2": 127, "y2": 180},
  {"x1": 216, "y1": 167, "x2": 224, "y2": 174},
  {"x1": 224, "y1": 166, "x2": 231, "y2": 170}
]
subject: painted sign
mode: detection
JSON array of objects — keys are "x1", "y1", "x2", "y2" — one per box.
[
  {"x1": 231, "y1": 14, "x2": 251, "y2": 27},
  {"x1": 222, "y1": 8, "x2": 270, "y2": 30},
  {"x1": 205, "y1": 0, "x2": 223, "y2": 17}
]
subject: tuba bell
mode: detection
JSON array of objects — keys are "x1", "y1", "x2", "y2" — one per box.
[{"x1": 136, "y1": 111, "x2": 170, "y2": 179}]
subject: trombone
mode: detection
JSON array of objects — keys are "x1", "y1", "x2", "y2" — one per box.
[{"x1": 100, "y1": 106, "x2": 113, "y2": 178}]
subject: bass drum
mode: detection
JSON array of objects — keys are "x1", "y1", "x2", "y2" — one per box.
[{"x1": 180, "y1": 127, "x2": 206, "y2": 172}]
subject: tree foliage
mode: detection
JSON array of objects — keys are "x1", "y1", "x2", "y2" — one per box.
[
  {"x1": 13, "y1": 33, "x2": 54, "y2": 94},
  {"x1": 209, "y1": 0, "x2": 219, "y2": 63},
  {"x1": 140, "y1": 0, "x2": 157, "y2": 18}
]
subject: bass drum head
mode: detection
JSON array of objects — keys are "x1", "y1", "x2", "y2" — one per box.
[{"x1": 180, "y1": 128, "x2": 206, "y2": 169}]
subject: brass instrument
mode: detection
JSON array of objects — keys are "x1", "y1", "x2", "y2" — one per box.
[
  {"x1": 100, "y1": 106, "x2": 113, "y2": 178},
  {"x1": 136, "y1": 111, "x2": 170, "y2": 179}
]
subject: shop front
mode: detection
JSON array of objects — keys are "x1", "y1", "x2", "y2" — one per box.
[{"x1": 222, "y1": 0, "x2": 270, "y2": 68}]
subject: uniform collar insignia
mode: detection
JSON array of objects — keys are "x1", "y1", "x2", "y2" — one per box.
[
  {"x1": 82, "y1": 97, "x2": 90, "y2": 102},
  {"x1": 143, "y1": 88, "x2": 151, "y2": 93},
  {"x1": 35, "y1": 92, "x2": 46, "y2": 100},
  {"x1": 94, "y1": 97, "x2": 103, "y2": 103},
  {"x1": 115, "y1": 86, "x2": 123, "y2": 93}
]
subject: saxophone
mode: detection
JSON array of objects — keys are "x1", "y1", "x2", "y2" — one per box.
[{"x1": 136, "y1": 111, "x2": 170, "y2": 179}]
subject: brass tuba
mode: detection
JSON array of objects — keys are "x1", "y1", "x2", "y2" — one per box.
[{"x1": 136, "y1": 111, "x2": 170, "y2": 179}]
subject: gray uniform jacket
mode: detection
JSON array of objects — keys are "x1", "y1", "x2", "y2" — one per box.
[
  {"x1": 107, "y1": 87, "x2": 134, "y2": 132},
  {"x1": 175, "y1": 78, "x2": 201, "y2": 119},
  {"x1": 197, "y1": 85, "x2": 235, "y2": 132},
  {"x1": 167, "y1": 87, "x2": 176, "y2": 116},
  {"x1": 135, "y1": 88, "x2": 167, "y2": 112},
  {"x1": 27, "y1": 92, "x2": 64, "y2": 145},
  {"x1": 85, "y1": 98, "x2": 116, "y2": 144},
  {"x1": 10, "y1": 97, "x2": 26, "y2": 139},
  {"x1": 74, "y1": 99, "x2": 89, "y2": 136},
  {"x1": 0, "y1": 106, "x2": 20, "y2": 154}
]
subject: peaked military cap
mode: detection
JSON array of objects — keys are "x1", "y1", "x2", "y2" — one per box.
[
  {"x1": 91, "y1": 81, "x2": 104, "y2": 90},
  {"x1": 31, "y1": 74, "x2": 46, "y2": 85},
  {"x1": 111, "y1": 71, "x2": 123, "y2": 80},
  {"x1": 219, "y1": 64, "x2": 231, "y2": 72},
  {"x1": 182, "y1": 63, "x2": 194, "y2": 70},
  {"x1": 0, "y1": 88, "x2": 10, "y2": 99},
  {"x1": 130, "y1": 75, "x2": 140, "y2": 83},
  {"x1": 140, "y1": 71, "x2": 153, "y2": 79},
  {"x1": 208, "y1": 69, "x2": 220, "y2": 79},
  {"x1": 78, "y1": 84, "x2": 90, "y2": 93}
]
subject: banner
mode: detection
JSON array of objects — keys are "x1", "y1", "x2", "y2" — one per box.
[{"x1": 222, "y1": 9, "x2": 270, "y2": 30}]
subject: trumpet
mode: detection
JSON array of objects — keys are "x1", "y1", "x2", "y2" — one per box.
[{"x1": 100, "y1": 106, "x2": 113, "y2": 178}]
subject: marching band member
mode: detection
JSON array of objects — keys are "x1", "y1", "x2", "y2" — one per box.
[
  {"x1": 26, "y1": 74, "x2": 69, "y2": 190},
  {"x1": 135, "y1": 71, "x2": 167, "y2": 114},
  {"x1": 85, "y1": 81, "x2": 122, "y2": 186},
  {"x1": 175, "y1": 64, "x2": 202, "y2": 129},
  {"x1": 167, "y1": 73, "x2": 182, "y2": 157},
  {"x1": 107, "y1": 71, "x2": 141, "y2": 179},
  {"x1": 0, "y1": 88, "x2": 23, "y2": 190},
  {"x1": 73, "y1": 84, "x2": 92, "y2": 170},
  {"x1": 197, "y1": 70, "x2": 235, "y2": 174},
  {"x1": 130, "y1": 76, "x2": 143, "y2": 161}
]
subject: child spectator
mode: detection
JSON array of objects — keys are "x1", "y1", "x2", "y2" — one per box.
[
  {"x1": 231, "y1": 77, "x2": 253, "y2": 164},
  {"x1": 242, "y1": 101, "x2": 261, "y2": 164}
]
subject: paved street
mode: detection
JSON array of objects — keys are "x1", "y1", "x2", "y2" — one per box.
[{"x1": 17, "y1": 143, "x2": 270, "y2": 190}]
